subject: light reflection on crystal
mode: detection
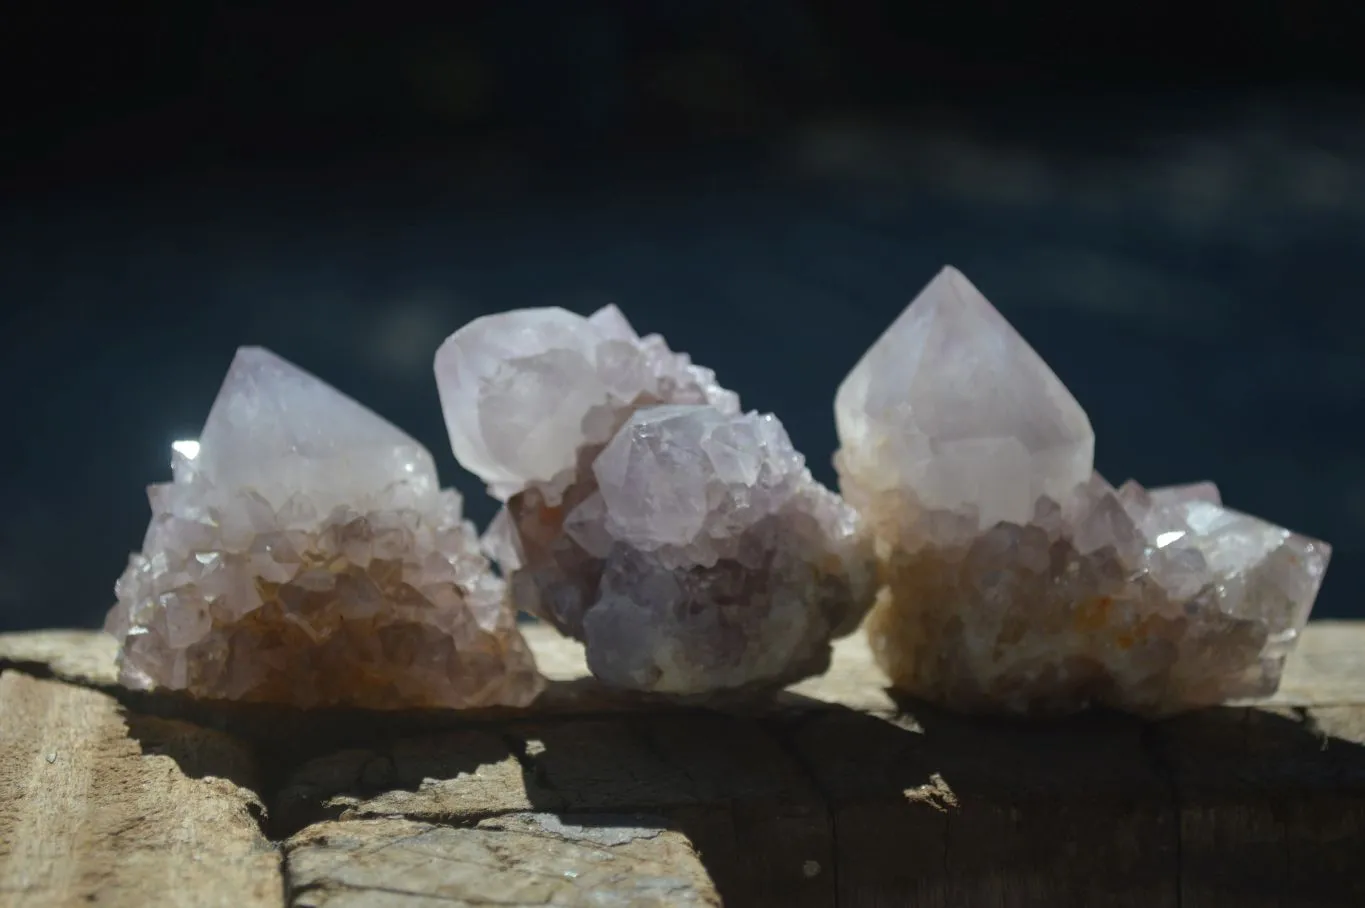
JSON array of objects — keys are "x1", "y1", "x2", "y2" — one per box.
[{"x1": 171, "y1": 439, "x2": 200, "y2": 460}]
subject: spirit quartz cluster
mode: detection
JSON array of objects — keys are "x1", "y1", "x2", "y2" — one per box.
[
  {"x1": 106, "y1": 348, "x2": 542, "y2": 709},
  {"x1": 835, "y1": 267, "x2": 1332, "y2": 716},
  {"x1": 106, "y1": 273, "x2": 1331, "y2": 716},
  {"x1": 436, "y1": 305, "x2": 875, "y2": 696}
]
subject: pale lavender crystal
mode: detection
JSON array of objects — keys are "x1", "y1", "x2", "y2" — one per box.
[
  {"x1": 435, "y1": 308, "x2": 875, "y2": 695},
  {"x1": 836, "y1": 266, "x2": 1095, "y2": 530},
  {"x1": 106, "y1": 347, "x2": 542, "y2": 709},
  {"x1": 836, "y1": 266, "x2": 1332, "y2": 716},
  {"x1": 435, "y1": 304, "x2": 738, "y2": 503}
]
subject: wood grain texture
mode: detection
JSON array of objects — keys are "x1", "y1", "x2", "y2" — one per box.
[
  {"x1": 0, "y1": 671, "x2": 281, "y2": 908},
  {"x1": 285, "y1": 815, "x2": 721, "y2": 906},
  {"x1": 2, "y1": 622, "x2": 1364, "y2": 907}
]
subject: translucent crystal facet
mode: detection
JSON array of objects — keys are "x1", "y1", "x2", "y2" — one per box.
[
  {"x1": 836, "y1": 267, "x2": 1332, "y2": 716},
  {"x1": 436, "y1": 308, "x2": 874, "y2": 695},
  {"x1": 435, "y1": 304, "x2": 739, "y2": 503},
  {"x1": 106, "y1": 347, "x2": 543, "y2": 709},
  {"x1": 836, "y1": 265, "x2": 1095, "y2": 531}
]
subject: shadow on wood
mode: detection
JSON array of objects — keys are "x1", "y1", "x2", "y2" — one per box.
[
  {"x1": 1156, "y1": 705, "x2": 1365, "y2": 908},
  {"x1": 112, "y1": 684, "x2": 1365, "y2": 907},
  {"x1": 5, "y1": 625, "x2": 1365, "y2": 906}
]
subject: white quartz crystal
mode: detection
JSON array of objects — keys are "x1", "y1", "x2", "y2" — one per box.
[
  {"x1": 435, "y1": 304, "x2": 738, "y2": 503},
  {"x1": 435, "y1": 307, "x2": 874, "y2": 695},
  {"x1": 836, "y1": 265, "x2": 1095, "y2": 530},
  {"x1": 106, "y1": 347, "x2": 542, "y2": 709},
  {"x1": 836, "y1": 267, "x2": 1332, "y2": 716}
]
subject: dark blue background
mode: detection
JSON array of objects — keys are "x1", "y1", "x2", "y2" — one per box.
[{"x1": 2, "y1": 3, "x2": 1361, "y2": 630}]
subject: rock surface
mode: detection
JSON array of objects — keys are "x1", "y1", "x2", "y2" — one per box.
[
  {"x1": 436, "y1": 307, "x2": 873, "y2": 695},
  {"x1": 106, "y1": 347, "x2": 542, "y2": 709},
  {"x1": 836, "y1": 266, "x2": 1332, "y2": 715}
]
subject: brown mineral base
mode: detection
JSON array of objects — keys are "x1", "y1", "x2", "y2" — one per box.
[
  {"x1": 156, "y1": 597, "x2": 543, "y2": 711},
  {"x1": 867, "y1": 541, "x2": 1272, "y2": 718}
]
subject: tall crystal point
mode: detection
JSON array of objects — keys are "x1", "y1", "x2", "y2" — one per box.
[
  {"x1": 435, "y1": 307, "x2": 875, "y2": 695},
  {"x1": 835, "y1": 267, "x2": 1332, "y2": 716},
  {"x1": 106, "y1": 347, "x2": 543, "y2": 709}
]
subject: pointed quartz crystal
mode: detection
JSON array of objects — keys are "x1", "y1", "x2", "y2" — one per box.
[
  {"x1": 435, "y1": 307, "x2": 875, "y2": 696},
  {"x1": 836, "y1": 266, "x2": 1095, "y2": 531},
  {"x1": 836, "y1": 267, "x2": 1332, "y2": 716},
  {"x1": 105, "y1": 347, "x2": 543, "y2": 709},
  {"x1": 193, "y1": 347, "x2": 440, "y2": 512}
]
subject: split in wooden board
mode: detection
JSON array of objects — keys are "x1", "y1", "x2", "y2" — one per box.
[{"x1": 2, "y1": 622, "x2": 1364, "y2": 907}]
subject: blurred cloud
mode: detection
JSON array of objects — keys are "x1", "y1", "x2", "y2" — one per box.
[
  {"x1": 779, "y1": 100, "x2": 1365, "y2": 239},
  {"x1": 0, "y1": 562, "x2": 24, "y2": 619},
  {"x1": 1349, "y1": 477, "x2": 1365, "y2": 531},
  {"x1": 1281, "y1": 148, "x2": 1354, "y2": 212},
  {"x1": 1158, "y1": 142, "x2": 1241, "y2": 228},
  {"x1": 368, "y1": 299, "x2": 463, "y2": 379},
  {"x1": 985, "y1": 247, "x2": 1235, "y2": 328},
  {"x1": 904, "y1": 132, "x2": 1056, "y2": 207}
]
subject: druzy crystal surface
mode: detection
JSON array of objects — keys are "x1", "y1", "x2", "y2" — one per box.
[
  {"x1": 106, "y1": 347, "x2": 542, "y2": 709},
  {"x1": 436, "y1": 306, "x2": 874, "y2": 695},
  {"x1": 836, "y1": 267, "x2": 1332, "y2": 716}
]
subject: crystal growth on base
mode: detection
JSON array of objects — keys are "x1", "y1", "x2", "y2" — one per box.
[
  {"x1": 835, "y1": 267, "x2": 1332, "y2": 716},
  {"x1": 436, "y1": 306, "x2": 874, "y2": 695},
  {"x1": 106, "y1": 347, "x2": 543, "y2": 709}
]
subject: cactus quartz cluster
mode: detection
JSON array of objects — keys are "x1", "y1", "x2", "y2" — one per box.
[
  {"x1": 435, "y1": 305, "x2": 875, "y2": 696},
  {"x1": 833, "y1": 267, "x2": 1332, "y2": 716},
  {"x1": 106, "y1": 348, "x2": 541, "y2": 709}
]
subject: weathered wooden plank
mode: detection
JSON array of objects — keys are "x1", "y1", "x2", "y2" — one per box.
[
  {"x1": 0, "y1": 630, "x2": 118, "y2": 688},
  {"x1": 285, "y1": 814, "x2": 721, "y2": 907},
  {"x1": 1156, "y1": 704, "x2": 1365, "y2": 908},
  {"x1": 0, "y1": 671, "x2": 282, "y2": 908},
  {"x1": 507, "y1": 715, "x2": 835, "y2": 907},
  {"x1": 1254, "y1": 621, "x2": 1365, "y2": 706},
  {"x1": 275, "y1": 715, "x2": 836, "y2": 906},
  {"x1": 273, "y1": 729, "x2": 549, "y2": 834},
  {"x1": 3, "y1": 622, "x2": 1365, "y2": 907},
  {"x1": 783, "y1": 706, "x2": 1178, "y2": 908}
]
